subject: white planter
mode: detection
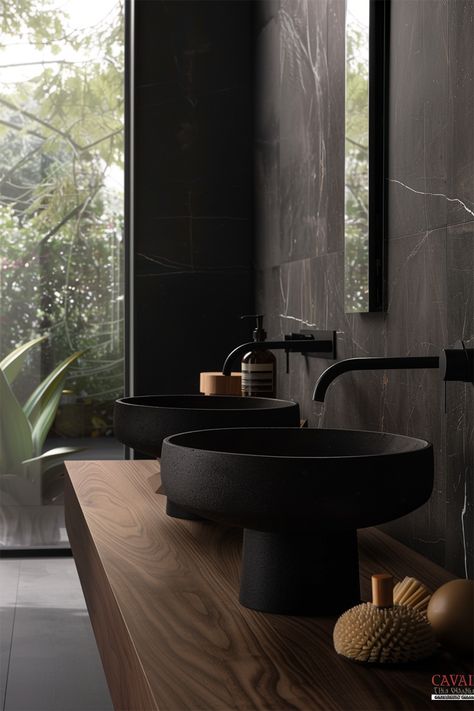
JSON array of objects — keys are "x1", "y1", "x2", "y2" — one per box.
[{"x1": 0, "y1": 475, "x2": 67, "y2": 549}]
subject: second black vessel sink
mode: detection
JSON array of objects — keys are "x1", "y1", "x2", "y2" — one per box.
[
  {"x1": 114, "y1": 395, "x2": 300, "y2": 457},
  {"x1": 161, "y1": 427, "x2": 433, "y2": 615},
  {"x1": 114, "y1": 395, "x2": 300, "y2": 518}
]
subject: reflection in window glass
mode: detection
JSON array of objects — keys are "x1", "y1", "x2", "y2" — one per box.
[
  {"x1": 345, "y1": 0, "x2": 369, "y2": 312},
  {"x1": 0, "y1": 0, "x2": 124, "y2": 548}
]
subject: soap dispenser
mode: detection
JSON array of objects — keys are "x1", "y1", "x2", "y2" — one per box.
[{"x1": 240, "y1": 315, "x2": 276, "y2": 398}]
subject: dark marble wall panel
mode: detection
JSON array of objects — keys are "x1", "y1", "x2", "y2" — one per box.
[
  {"x1": 133, "y1": 1, "x2": 254, "y2": 396},
  {"x1": 255, "y1": 0, "x2": 281, "y2": 269},
  {"x1": 279, "y1": 0, "x2": 329, "y2": 261},
  {"x1": 388, "y1": 0, "x2": 449, "y2": 239},
  {"x1": 135, "y1": 270, "x2": 253, "y2": 395},
  {"x1": 448, "y1": 2, "x2": 474, "y2": 226},
  {"x1": 445, "y1": 223, "x2": 474, "y2": 577},
  {"x1": 254, "y1": 0, "x2": 474, "y2": 575}
]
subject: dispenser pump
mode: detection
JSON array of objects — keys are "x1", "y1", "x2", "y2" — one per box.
[
  {"x1": 241, "y1": 314, "x2": 267, "y2": 342},
  {"x1": 240, "y1": 314, "x2": 276, "y2": 398}
]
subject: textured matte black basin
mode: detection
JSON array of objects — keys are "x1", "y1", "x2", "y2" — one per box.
[
  {"x1": 114, "y1": 395, "x2": 300, "y2": 518},
  {"x1": 161, "y1": 428, "x2": 433, "y2": 615}
]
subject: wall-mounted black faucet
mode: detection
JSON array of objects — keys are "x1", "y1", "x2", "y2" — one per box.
[
  {"x1": 313, "y1": 345, "x2": 474, "y2": 402},
  {"x1": 223, "y1": 330, "x2": 337, "y2": 376}
]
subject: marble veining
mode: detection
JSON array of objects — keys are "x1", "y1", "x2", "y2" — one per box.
[
  {"x1": 389, "y1": 178, "x2": 474, "y2": 219},
  {"x1": 278, "y1": 314, "x2": 318, "y2": 328},
  {"x1": 137, "y1": 252, "x2": 250, "y2": 274}
]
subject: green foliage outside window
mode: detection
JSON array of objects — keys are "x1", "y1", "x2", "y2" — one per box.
[{"x1": 0, "y1": 0, "x2": 124, "y2": 417}]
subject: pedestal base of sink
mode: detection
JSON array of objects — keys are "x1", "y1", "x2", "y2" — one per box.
[
  {"x1": 166, "y1": 499, "x2": 204, "y2": 521},
  {"x1": 239, "y1": 528, "x2": 360, "y2": 616}
]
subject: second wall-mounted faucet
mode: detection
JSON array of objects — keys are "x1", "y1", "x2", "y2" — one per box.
[{"x1": 313, "y1": 345, "x2": 474, "y2": 402}]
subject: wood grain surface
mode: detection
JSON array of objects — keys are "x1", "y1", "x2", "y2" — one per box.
[{"x1": 65, "y1": 460, "x2": 473, "y2": 711}]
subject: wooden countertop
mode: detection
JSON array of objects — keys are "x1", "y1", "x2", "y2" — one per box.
[{"x1": 65, "y1": 460, "x2": 472, "y2": 711}]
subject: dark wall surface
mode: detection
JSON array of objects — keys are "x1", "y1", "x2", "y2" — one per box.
[
  {"x1": 132, "y1": 0, "x2": 254, "y2": 396},
  {"x1": 254, "y1": 0, "x2": 473, "y2": 577}
]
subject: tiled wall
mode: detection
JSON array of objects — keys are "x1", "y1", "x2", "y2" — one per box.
[
  {"x1": 132, "y1": 0, "x2": 254, "y2": 396},
  {"x1": 254, "y1": 0, "x2": 473, "y2": 576}
]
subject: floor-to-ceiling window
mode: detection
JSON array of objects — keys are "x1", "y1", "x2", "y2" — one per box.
[{"x1": 0, "y1": 0, "x2": 124, "y2": 549}]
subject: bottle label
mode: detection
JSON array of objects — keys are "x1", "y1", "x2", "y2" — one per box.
[{"x1": 241, "y1": 362, "x2": 274, "y2": 395}]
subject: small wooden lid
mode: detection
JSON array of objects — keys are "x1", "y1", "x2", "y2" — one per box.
[
  {"x1": 372, "y1": 573, "x2": 394, "y2": 607},
  {"x1": 200, "y1": 372, "x2": 241, "y2": 396}
]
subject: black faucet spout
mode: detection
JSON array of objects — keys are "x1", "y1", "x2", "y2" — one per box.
[
  {"x1": 313, "y1": 356, "x2": 440, "y2": 402},
  {"x1": 223, "y1": 341, "x2": 286, "y2": 376}
]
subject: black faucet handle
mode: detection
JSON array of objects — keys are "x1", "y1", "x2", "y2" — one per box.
[{"x1": 440, "y1": 343, "x2": 474, "y2": 383}]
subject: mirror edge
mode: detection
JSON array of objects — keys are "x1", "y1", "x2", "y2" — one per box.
[{"x1": 368, "y1": 0, "x2": 390, "y2": 312}]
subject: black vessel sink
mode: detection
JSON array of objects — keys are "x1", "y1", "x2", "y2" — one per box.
[
  {"x1": 161, "y1": 428, "x2": 433, "y2": 616},
  {"x1": 114, "y1": 395, "x2": 300, "y2": 518}
]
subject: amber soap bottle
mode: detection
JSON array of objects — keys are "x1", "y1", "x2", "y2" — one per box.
[{"x1": 240, "y1": 315, "x2": 276, "y2": 398}]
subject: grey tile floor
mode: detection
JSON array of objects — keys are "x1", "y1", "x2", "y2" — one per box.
[{"x1": 0, "y1": 558, "x2": 113, "y2": 711}]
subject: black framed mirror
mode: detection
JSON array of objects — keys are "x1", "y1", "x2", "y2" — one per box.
[{"x1": 344, "y1": 0, "x2": 390, "y2": 313}]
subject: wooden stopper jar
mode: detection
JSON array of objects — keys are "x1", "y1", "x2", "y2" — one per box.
[{"x1": 199, "y1": 372, "x2": 241, "y2": 396}]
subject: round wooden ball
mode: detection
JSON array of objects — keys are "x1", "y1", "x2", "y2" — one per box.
[{"x1": 427, "y1": 579, "x2": 474, "y2": 656}]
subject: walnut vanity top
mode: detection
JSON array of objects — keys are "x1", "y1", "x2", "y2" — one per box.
[{"x1": 65, "y1": 460, "x2": 471, "y2": 711}]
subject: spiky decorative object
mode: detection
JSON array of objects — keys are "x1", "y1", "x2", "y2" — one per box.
[{"x1": 333, "y1": 574, "x2": 437, "y2": 664}]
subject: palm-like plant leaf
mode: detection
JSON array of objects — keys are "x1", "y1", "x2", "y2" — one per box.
[
  {"x1": 23, "y1": 350, "x2": 85, "y2": 453},
  {"x1": 0, "y1": 368, "x2": 33, "y2": 474},
  {"x1": 31, "y1": 391, "x2": 66, "y2": 454},
  {"x1": 0, "y1": 335, "x2": 47, "y2": 384},
  {"x1": 22, "y1": 446, "x2": 84, "y2": 482},
  {"x1": 22, "y1": 447, "x2": 85, "y2": 472}
]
